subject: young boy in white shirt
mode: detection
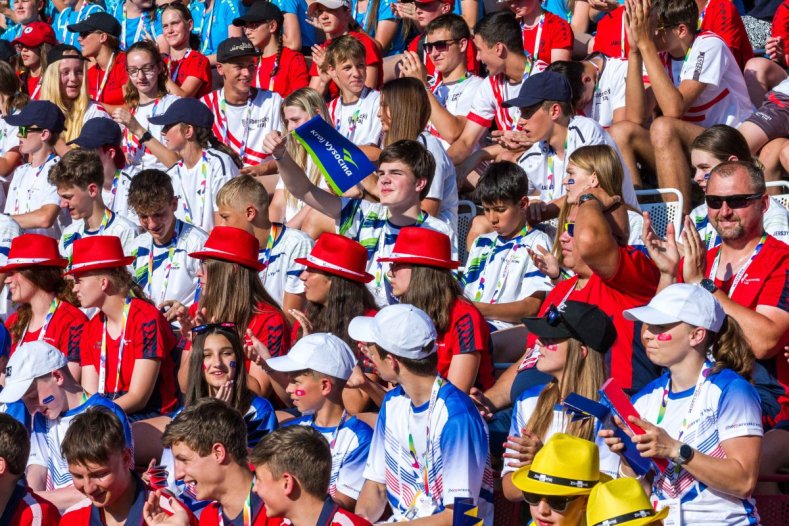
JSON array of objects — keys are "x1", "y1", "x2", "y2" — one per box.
[
  {"x1": 51, "y1": 149, "x2": 140, "y2": 261},
  {"x1": 462, "y1": 162, "x2": 553, "y2": 331},
  {"x1": 4, "y1": 101, "x2": 67, "y2": 238},
  {"x1": 265, "y1": 134, "x2": 455, "y2": 307},
  {"x1": 325, "y1": 35, "x2": 383, "y2": 150}
]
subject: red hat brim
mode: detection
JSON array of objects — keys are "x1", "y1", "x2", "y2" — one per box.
[
  {"x1": 294, "y1": 256, "x2": 374, "y2": 283},
  {"x1": 0, "y1": 258, "x2": 68, "y2": 274},
  {"x1": 189, "y1": 250, "x2": 265, "y2": 271},
  {"x1": 65, "y1": 257, "x2": 135, "y2": 276},
  {"x1": 377, "y1": 254, "x2": 459, "y2": 269}
]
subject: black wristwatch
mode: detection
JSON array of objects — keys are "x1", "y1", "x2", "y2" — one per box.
[
  {"x1": 140, "y1": 131, "x2": 153, "y2": 143},
  {"x1": 577, "y1": 193, "x2": 601, "y2": 206},
  {"x1": 673, "y1": 443, "x2": 695, "y2": 466},
  {"x1": 700, "y1": 278, "x2": 717, "y2": 294}
]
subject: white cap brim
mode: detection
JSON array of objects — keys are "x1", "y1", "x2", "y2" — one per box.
[
  {"x1": 348, "y1": 316, "x2": 377, "y2": 345},
  {"x1": 622, "y1": 305, "x2": 682, "y2": 326},
  {"x1": 266, "y1": 355, "x2": 309, "y2": 373},
  {"x1": 0, "y1": 377, "x2": 34, "y2": 404}
]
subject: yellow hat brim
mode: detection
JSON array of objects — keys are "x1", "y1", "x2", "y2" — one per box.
[
  {"x1": 590, "y1": 505, "x2": 669, "y2": 526},
  {"x1": 512, "y1": 466, "x2": 613, "y2": 497}
]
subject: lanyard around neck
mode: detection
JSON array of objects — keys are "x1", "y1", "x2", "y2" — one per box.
[
  {"x1": 99, "y1": 296, "x2": 132, "y2": 397},
  {"x1": 707, "y1": 233, "x2": 767, "y2": 298},
  {"x1": 20, "y1": 298, "x2": 60, "y2": 344}
]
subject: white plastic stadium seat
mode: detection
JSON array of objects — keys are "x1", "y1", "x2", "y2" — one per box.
[
  {"x1": 636, "y1": 189, "x2": 683, "y2": 240},
  {"x1": 457, "y1": 200, "x2": 478, "y2": 265},
  {"x1": 766, "y1": 181, "x2": 789, "y2": 210}
]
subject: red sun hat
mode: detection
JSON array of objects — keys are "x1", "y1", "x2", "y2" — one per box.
[
  {"x1": 295, "y1": 233, "x2": 373, "y2": 283},
  {"x1": 189, "y1": 226, "x2": 264, "y2": 271},
  {"x1": 377, "y1": 226, "x2": 459, "y2": 269},
  {"x1": 0, "y1": 234, "x2": 68, "y2": 273},
  {"x1": 66, "y1": 236, "x2": 135, "y2": 275},
  {"x1": 12, "y1": 22, "x2": 58, "y2": 49}
]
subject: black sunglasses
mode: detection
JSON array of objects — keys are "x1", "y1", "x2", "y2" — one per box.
[
  {"x1": 18, "y1": 126, "x2": 44, "y2": 138},
  {"x1": 191, "y1": 322, "x2": 237, "y2": 334},
  {"x1": 522, "y1": 492, "x2": 580, "y2": 512},
  {"x1": 424, "y1": 39, "x2": 456, "y2": 53},
  {"x1": 705, "y1": 193, "x2": 763, "y2": 210}
]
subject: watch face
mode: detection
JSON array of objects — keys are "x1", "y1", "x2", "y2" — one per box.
[{"x1": 680, "y1": 444, "x2": 693, "y2": 459}]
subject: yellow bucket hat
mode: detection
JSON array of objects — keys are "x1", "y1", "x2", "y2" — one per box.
[
  {"x1": 586, "y1": 478, "x2": 669, "y2": 526},
  {"x1": 511, "y1": 433, "x2": 611, "y2": 497}
]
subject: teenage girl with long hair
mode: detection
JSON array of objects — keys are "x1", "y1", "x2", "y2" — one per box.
[
  {"x1": 0, "y1": 61, "x2": 27, "y2": 176},
  {"x1": 14, "y1": 21, "x2": 55, "y2": 100},
  {"x1": 160, "y1": 3, "x2": 211, "y2": 98}
]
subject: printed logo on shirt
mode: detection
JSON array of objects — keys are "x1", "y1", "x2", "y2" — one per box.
[
  {"x1": 247, "y1": 117, "x2": 271, "y2": 129},
  {"x1": 693, "y1": 51, "x2": 706, "y2": 81}
]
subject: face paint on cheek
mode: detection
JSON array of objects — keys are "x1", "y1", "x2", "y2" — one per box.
[
  {"x1": 42, "y1": 395, "x2": 55, "y2": 404},
  {"x1": 543, "y1": 343, "x2": 559, "y2": 352},
  {"x1": 294, "y1": 389, "x2": 307, "y2": 397},
  {"x1": 229, "y1": 361, "x2": 236, "y2": 369},
  {"x1": 656, "y1": 332, "x2": 673, "y2": 342},
  {"x1": 566, "y1": 179, "x2": 574, "y2": 185}
]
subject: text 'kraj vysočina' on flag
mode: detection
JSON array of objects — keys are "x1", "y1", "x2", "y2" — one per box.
[{"x1": 292, "y1": 115, "x2": 377, "y2": 195}]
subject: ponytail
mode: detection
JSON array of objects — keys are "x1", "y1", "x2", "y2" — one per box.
[
  {"x1": 710, "y1": 316, "x2": 754, "y2": 380},
  {"x1": 191, "y1": 125, "x2": 243, "y2": 169}
]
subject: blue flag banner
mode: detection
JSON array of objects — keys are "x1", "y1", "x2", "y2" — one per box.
[
  {"x1": 292, "y1": 116, "x2": 376, "y2": 195},
  {"x1": 452, "y1": 498, "x2": 483, "y2": 526}
]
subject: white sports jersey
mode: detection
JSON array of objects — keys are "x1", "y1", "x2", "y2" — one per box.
[
  {"x1": 102, "y1": 170, "x2": 138, "y2": 225},
  {"x1": 0, "y1": 111, "x2": 20, "y2": 155},
  {"x1": 275, "y1": 157, "x2": 330, "y2": 223},
  {"x1": 59, "y1": 212, "x2": 140, "y2": 260},
  {"x1": 201, "y1": 88, "x2": 283, "y2": 166},
  {"x1": 429, "y1": 74, "x2": 484, "y2": 149},
  {"x1": 633, "y1": 367, "x2": 762, "y2": 525},
  {"x1": 584, "y1": 56, "x2": 627, "y2": 128},
  {"x1": 84, "y1": 101, "x2": 111, "y2": 122},
  {"x1": 130, "y1": 220, "x2": 208, "y2": 307},
  {"x1": 363, "y1": 380, "x2": 494, "y2": 524},
  {"x1": 337, "y1": 198, "x2": 457, "y2": 306},
  {"x1": 627, "y1": 209, "x2": 647, "y2": 253},
  {"x1": 258, "y1": 225, "x2": 313, "y2": 307},
  {"x1": 663, "y1": 32, "x2": 754, "y2": 127},
  {"x1": 328, "y1": 87, "x2": 383, "y2": 146},
  {"x1": 690, "y1": 197, "x2": 789, "y2": 247},
  {"x1": 27, "y1": 394, "x2": 133, "y2": 491},
  {"x1": 466, "y1": 61, "x2": 547, "y2": 132},
  {"x1": 5, "y1": 154, "x2": 68, "y2": 238},
  {"x1": 123, "y1": 94, "x2": 180, "y2": 172},
  {"x1": 418, "y1": 132, "x2": 458, "y2": 233},
  {"x1": 502, "y1": 383, "x2": 619, "y2": 477},
  {"x1": 168, "y1": 147, "x2": 238, "y2": 231},
  {"x1": 516, "y1": 116, "x2": 640, "y2": 209},
  {"x1": 461, "y1": 227, "x2": 553, "y2": 331},
  {"x1": 286, "y1": 415, "x2": 373, "y2": 499},
  {"x1": 0, "y1": 214, "x2": 21, "y2": 320}
]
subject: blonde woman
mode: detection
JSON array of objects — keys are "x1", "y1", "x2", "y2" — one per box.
[
  {"x1": 501, "y1": 300, "x2": 619, "y2": 502},
  {"x1": 40, "y1": 44, "x2": 109, "y2": 154}
]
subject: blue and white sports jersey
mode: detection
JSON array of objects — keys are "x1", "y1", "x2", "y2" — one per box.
[
  {"x1": 111, "y1": 3, "x2": 163, "y2": 51},
  {"x1": 27, "y1": 394, "x2": 133, "y2": 491},
  {"x1": 0, "y1": 24, "x2": 22, "y2": 42},
  {"x1": 189, "y1": 0, "x2": 242, "y2": 56},
  {"x1": 245, "y1": 396, "x2": 278, "y2": 448},
  {"x1": 502, "y1": 383, "x2": 620, "y2": 478},
  {"x1": 1, "y1": 400, "x2": 30, "y2": 430},
  {"x1": 285, "y1": 414, "x2": 372, "y2": 500},
  {"x1": 350, "y1": 0, "x2": 405, "y2": 55},
  {"x1": 363, "y1": 380, "x2": 494, "y2": 524},
  {"x1": 258, "y1": 226, "x2": 313, "y2": 308},
  {"x1": 632, "y1": 368, "x2": 763, "y2": 525},
  {"x1": 52, "y1": 3, "x2": 106, "y2": 50}
]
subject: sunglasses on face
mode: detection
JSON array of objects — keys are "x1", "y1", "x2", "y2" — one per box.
[
  {"x1": 522, "y1": 492, "x2": 580, "y2": 512},
  {"x1": 191, "y1": 322, "x2": 237, "y2": 334},
  {"x1": 18, "y1": 126, "x2": 44, "y2": 138},
  {"x1": 563, "y1": 222, "x2": 574, "y2": 237},
  {"x1": 78, "y1": 30, "x2": 101, "y2": 39},
  {"x1": 424, "y1": 39, "x2": 456, "y2": 53},
  {"x1": 705, "y1": 193, "x2": 763, "y2": 209}
]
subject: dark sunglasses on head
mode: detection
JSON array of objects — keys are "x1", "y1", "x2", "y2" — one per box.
[
  {"x1": 522, "y1": 492, "x2": 580, "y2": 512},
  {"x1": 564, "y1": 222, "x2": 574, "y2": 237},
  {"x1": 18, "y1": 126, "x2": 44, "y2": 138},
  {"x1": 424, "y1": 39, "x2": 456, "y2": 53},
  {"x1": 705, "y1": 193, "x2": 763, "y2": 210},
  {"x1": 191, "y1": 322, "x2": 237, "y2": 334}
]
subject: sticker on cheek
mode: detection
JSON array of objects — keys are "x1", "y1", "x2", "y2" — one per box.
[
  {"x1": 42, "y1": 395, "x2": 55, "y2": 404},
  {"x1": 656, "y1": 332, "x2": 673, "y2": 341},
  {"x1": 229, "y1": 361, "x2": 236, "y2": 369},
  {"x1": 294, "y1": 389, "x2": 307, "y2": 396},
  {"x1": 543, "y1": 343, "x2": 559, "y2": 352},
  {"x1": 202, "y1": 363, "x2": 208, "y2": 371},
  {"x1": 566, "y1": 179, "x2": 575, "y2": 185}
]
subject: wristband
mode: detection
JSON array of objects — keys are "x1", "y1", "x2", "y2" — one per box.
[{"x1": 140, "y1": 131, "x2": 153, "y2": 143}]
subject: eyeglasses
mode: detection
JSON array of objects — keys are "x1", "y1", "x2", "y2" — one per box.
[
  {"x1": 424, "y1": 39, "x2": 457, "y2": 53},
  {"x1": 563, "y1": 222, "x2": 575, "y2": 237},
  {"x1": 191, "y1": 322, "x2": 237, "y2": 334},
  {"x1": 127, "y1": 64, "x2": 158, "y2": 77},
  {"x1": 705, "y1": 193, "x2": 763, "y2": 209},
  {"x1": 18, "y1": 126, "x2": 44, "y2": 138},
  {"x1": 522, "y1": 492, "x2": 580, "y2": 513}
]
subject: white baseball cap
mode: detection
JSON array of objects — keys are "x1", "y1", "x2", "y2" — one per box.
[
  {"x1": 348, "y1": 304, "x2": 437, "y2": 359},
  {"x1": 307, "y1": 0, "x2": 350, "y2": 15},
  {"x1": 0, "y1": 341, "x2": 68, "y2": 403},
  {"x1": 623, "y1": 283, "x2": 725, "y2": 333},
  {"x1": 266, "y1": 333, "x2": 357, "y2": 380}
]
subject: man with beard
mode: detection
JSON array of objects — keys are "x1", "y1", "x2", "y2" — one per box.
[{"x1": 645, "y1": 160, "x2": 789, "y2": 492}]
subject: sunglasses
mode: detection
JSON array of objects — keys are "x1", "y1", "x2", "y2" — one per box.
[
  {"x1": 705, "y1": 193, "x2": 763, "y2": 209},
  {"x1": 563, "y1": 222, "x2": 574, "y2": 237},
  {"x1": 191, "y1": 322, "x2": 237, "y2": 334},
  {"x1": 18, "y1": 126, "x2": 44, "y2": 138},
  {"x1": 78, "y1": 30, "x2": 101, "y2": 39},
  {"x1": 424, "y1": 39, "x2": 456, "y2": 53},
  {"x1": 522, "y1": 492, "x2": 580, "y2": 512}
]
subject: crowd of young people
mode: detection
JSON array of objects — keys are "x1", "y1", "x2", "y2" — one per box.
[{"x1": 0, "y1": 0, "x2": 785, "y2": 524}]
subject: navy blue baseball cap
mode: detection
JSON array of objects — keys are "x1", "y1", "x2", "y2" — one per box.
[
  {"x1": 67, "y1": 12, "x2": 122, "y2": 38},
  {"x1": 67, "y1": 118, "x2": 122, "y2": 148},
  {"x1": 5, "y1": 101, "x2": 66, "y2": 135},
  {"x1": 148, "y1": 98, "x2": 215, "y2": 129},
  {"x1": 503, "y1": 71, "x2": 573, "y2": 109}
]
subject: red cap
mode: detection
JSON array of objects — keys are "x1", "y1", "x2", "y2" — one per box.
[
  {"x1": 12, "y1": 22, "x2": 58, "y2": 48},
  {"x1": 377, "y1": 227, "x2": 458, "y2": 269},
  {"x1": 189, "y1": 226, "x2": 264, "y2": 271},
  {"x1": 0, "y1": 234, "x2": 67, "y2": 273},
  {"x1": 295, "y1": 233, "x2": 373, "y2": 283},
  {"x1": 66, "y1": 236, "x2": 135, "y2": 275}
]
